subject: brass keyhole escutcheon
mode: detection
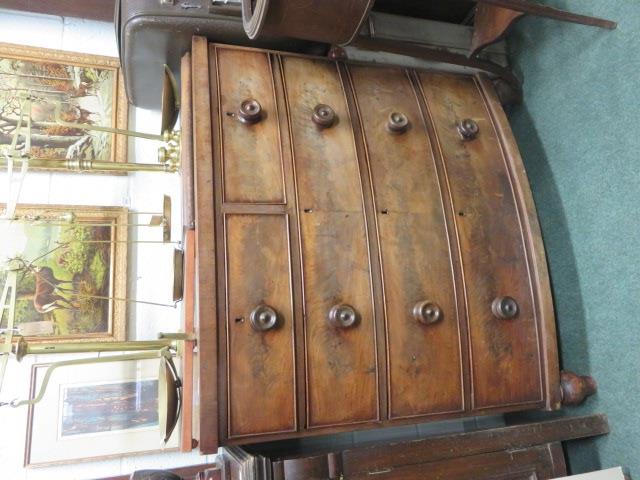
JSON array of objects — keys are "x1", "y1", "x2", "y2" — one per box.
[
  {"x1": 249, "y1": 304, "x2": 278, "y2": 331},
  {"x1": 386, "y1": 111, "x2": 409, "y2": 134},
  {"x1": 238, "y1": 98, "x2": 263, "y2": 124},
  {"x1": 312, "y1": 104, "x2": 336, "y2": 128},
  {"x1": 457, "y1": 118, "x2": 479, "y2": 140},
  {"x1": 328, "y1": 304, "x2": 359, "y2": 329},
  {"x1": 492, "y1": 296, "x2": 519, "y2": 319},
  {"x1": 413, "y1": 301, "x2": 443, "y2": 325}
]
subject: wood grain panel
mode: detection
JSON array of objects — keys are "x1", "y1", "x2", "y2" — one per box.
[
  {"x1": 348, "y1": 65, "x2": 464, "y2": 418},
  {"x1": 216, "y1": 48, "x2": 285, "y2": 204},
  {"x1": 282, "y1": 56, "x2": 378, "y2": 427},
  {"x1": 417, "y1": 73, "x2": 542, "y2": 409},
  {"x1": 225, "y1": 214, "x2": 296, "y2": 437}
]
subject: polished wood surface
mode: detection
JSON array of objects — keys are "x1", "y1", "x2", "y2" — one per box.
[
  {"x1": 217, "y1": 49, "x2": 285, "y2": 204},
  {"x1": 418, "y1": 72, "x2": 543, "y2": 410},
  {"x1": 348, "y1": 65, "x2": 465, "y2": 419},
  {"x1": 192, "y1": 40, "x2": 567, "y2": 448},
  {"x1": 282, "y1": 57, "x2": 379, "y2": 428},
  {"x1": 225, "y1": 214, "x2": 296, "y2": 437}
]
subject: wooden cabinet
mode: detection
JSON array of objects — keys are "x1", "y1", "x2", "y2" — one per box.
[
  {"x1": 191, "y1": 38, "x2": 569, "y2": 451},
  {"x1": 217, "y1": 415, "x2": 610, "y2": 480}
]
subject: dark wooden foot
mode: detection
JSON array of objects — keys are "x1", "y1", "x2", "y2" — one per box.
[{"x1": 560, "y1": 371, "x2": 597, "y2": 406}]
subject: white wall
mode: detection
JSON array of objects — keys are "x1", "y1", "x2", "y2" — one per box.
[{"x1": 0, "y1": 9, "x2": 214, "y2": 479}]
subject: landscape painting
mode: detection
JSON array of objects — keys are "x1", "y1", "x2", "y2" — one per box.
[
  {"x1": 0, "y1": 204, "x2": 127, "y2": 341},
  {"x1": 0, "y1": 42, "x2": 127, "y2": 166},
  {"x1": 60, "y1": 379, "x2": 159, "y2": 438}
]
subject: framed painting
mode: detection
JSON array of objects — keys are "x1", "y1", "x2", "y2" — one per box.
[
  {"x1": 0, "y1": 42, "x2": 128, "y2": 167},
  {"x1": 0, "y1": 204, "x2": 127, "y2": 342},
  {"x1": 25, "y1": 358, "x2": 180, "y2": 466}
]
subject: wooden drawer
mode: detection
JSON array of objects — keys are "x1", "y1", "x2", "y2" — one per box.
[
  {"x1": 282, "y1": 57, "x2": 379, "y2": 428},
  {"x1": 224, "y1": 214, "x2": 297, "y2": 437},
  {"x1": 418, "y1": 73, "x2": 544, "y2": 410},
  {"x1": 348, "y1": 65, "x2": 465, "y2": 419}
]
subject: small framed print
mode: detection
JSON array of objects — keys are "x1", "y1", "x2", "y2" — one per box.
[{"x1": 25, "y1": 357, "x2": 180, "y2": 467}]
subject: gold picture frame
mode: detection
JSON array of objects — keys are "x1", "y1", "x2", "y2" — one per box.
[
  {"x1": 0, "y1": 204, "x2": 127, "y2": 342},
  {"x1": 0, "y1": 42, "x2": 128, "y2": 169}
]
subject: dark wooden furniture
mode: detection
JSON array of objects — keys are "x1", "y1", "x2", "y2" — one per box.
[
  {"x1": 470, "y1": 0, "x2": 616, "y2": 57},
  {"x1": 219, "y1": 414, "x2": 610, "y2": 480},
  {"x1": 189, "y1": 36, "x2": 594, "y2": 453}
]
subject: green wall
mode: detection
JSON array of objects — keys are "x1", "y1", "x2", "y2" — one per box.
[{"x1": 507, "y1": 0, "x2": 640, "y2": 476}]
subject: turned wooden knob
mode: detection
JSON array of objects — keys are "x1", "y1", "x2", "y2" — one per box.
[
  {"x1": 560, "y1": 370, "x2": 597, "y2": 406},
  {"x1": 386, "y1": 112, "x2": 409, "y2": 134},
  {"x1": 492, "y1": 296, "x2": 519, "y2": 319},
  {"x1": 250, "y1": 304, "x2": 278, "y2": 331},
  {"x1": 413, "y1": 301, "x2": 443, "y2": 325},
  {"x1": 238, "y1": 98, "x2": 262, "y2": 124},
  {"x1": 457, "y1": 118, "x2": 479, "y2": 140},
  {"x1": 328, "y1": 304, "x2": 359, "y2": 329},
  {"x1": 312, "y1": 104, "x2": 336, "y2": 128}
]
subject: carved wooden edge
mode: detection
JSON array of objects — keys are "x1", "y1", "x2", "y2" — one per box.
[
  {"x1": 560, "y1": 370, "x2": 598, "y2": 406},
  {"x1": 476, "y1": 74, "x2": 562, "y2": 411},
  {"x1": 470, "y1": 4, "x2": 525, "y2": 58},
  {"x1": 192, "y1": 35, "x2": 219, "y2": 453},
  {"x1": 338, "y1": 414, "x2": 609, "y2": 476},
  {"x1": 181, "y1": 52, "x2": 195, "y2": 230}
]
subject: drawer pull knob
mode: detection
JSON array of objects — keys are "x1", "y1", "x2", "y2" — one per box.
[
  {"x1": 312, "y1": 104, "x2": 336, "y2": 128},
  {"x1": 457, "y1": 118, "x2": 479, "y2": 140},
  {"x1": 387, "y1": 112, "x2": 409, "y2": 134},
  {"x1": 250, "y1": 304, "x2": 278, "y2": 331},
  {"x1": 492, "y1": 296, "x2": 519, "y2": 319},
  {"x1": 238, "y1": 98, "x2": 262, "y2": 124},
  {"x1": 328, "y1": 304, "x2": 359, "y2": 328},
  {"x1": 413, "y1": 301, "x2": 443, "y2": 325}
]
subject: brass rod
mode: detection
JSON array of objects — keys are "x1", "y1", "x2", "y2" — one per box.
[
  {"x1": 20, "y1": 339, "x2": 174, "y2": 357},
  {"x1": 3, "y1": 222, "x2": 164, "y2": 228},
  {"x1": 10, "y1": 349, "x2": 169, "y2": 407},
  {"x1": 54, "y1": 103, "x2": 165, "y2": 141},
  {"x1": 67, "y1": 291, "x2": 178, "y2": 308},
  {"x1": 0, "y1": 156, "x2": 176, "y2": 173},
  {"x1": 57, "y1": 240, "x2": 180, "y2": 244}
]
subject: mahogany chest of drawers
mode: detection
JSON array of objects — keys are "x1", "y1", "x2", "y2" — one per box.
[{"x1": 187, "y1": 36, "x2": 581, "y2": 452}]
